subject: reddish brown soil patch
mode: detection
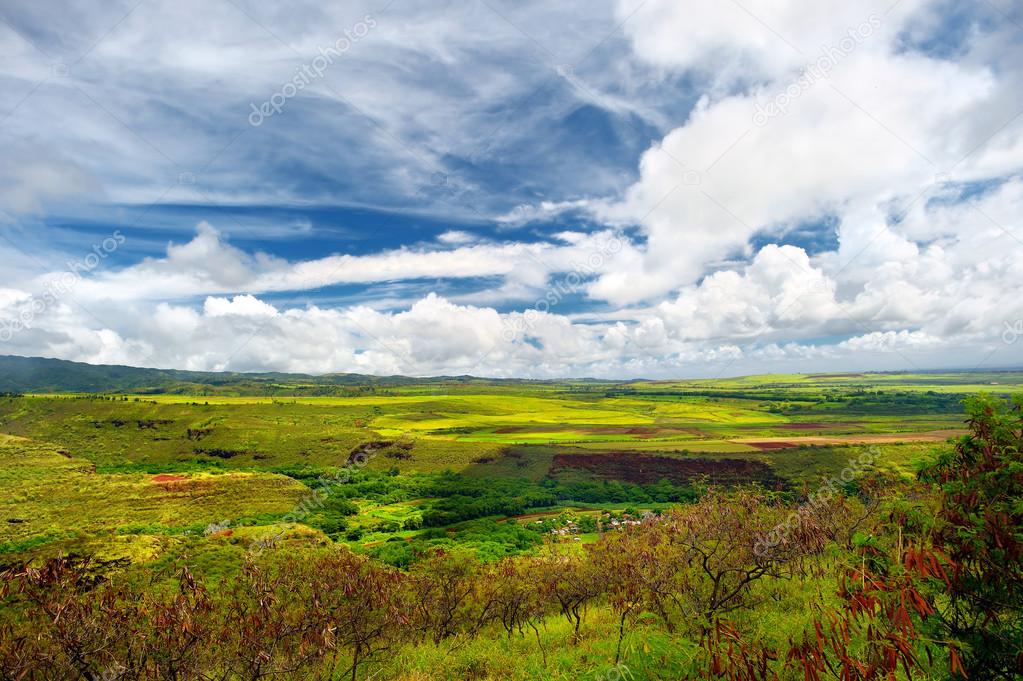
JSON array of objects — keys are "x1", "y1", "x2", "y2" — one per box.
[
  {"x1": 619, "y1": 426, "x2": 661, "y2": 435},
  {"x1": 746, "y1": 441, "x2": 798, "y2": 450},
  {"x1": 151, "y1": 474, "x2": 186, "y2": 483},
  {"x1": 493, "y1": 425, "x2": 688, "y2": 438},
  {"x1": 734, "y1": 430, "x2": 964, "y2": 449},
  {"x1": 551, "y1": 453, "x2": 787, "y2": 489}
]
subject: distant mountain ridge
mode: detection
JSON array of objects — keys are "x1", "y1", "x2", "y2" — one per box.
[
  {"x1": 0, "y1": 355, "x2": 610, "y2": 394},
  {"x1": 2, "y1": 355, "x2": 1020, "y2": 396}
]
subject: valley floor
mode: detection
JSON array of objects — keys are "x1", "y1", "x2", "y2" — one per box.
[{"x1": 1, "y1": 371, "x2": 1021, "y2": 679}]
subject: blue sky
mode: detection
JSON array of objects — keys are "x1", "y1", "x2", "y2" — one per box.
[{"x1": 0, "y1": 0, "x2": 1021, "y2": 377}]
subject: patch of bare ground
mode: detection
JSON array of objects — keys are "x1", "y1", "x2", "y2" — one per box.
[
  {"x1": 151, "y1": 473, "x2": 186, "y2": 483},
  {"x1": 550, "y1": 452, "x2": 788, "y2": 489},
  {"x1": 733, "y1": 429, "x2": 964, "y2": 449}
]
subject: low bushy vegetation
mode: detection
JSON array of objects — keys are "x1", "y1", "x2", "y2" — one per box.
[
  {"x1": 1, "y1": 395, "x2": 1020, "y2": 679},
  {"x1": 1, "y1": 369, "x2": 1021, "y2": 679}
]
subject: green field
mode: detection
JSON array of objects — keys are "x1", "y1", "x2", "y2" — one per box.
[
  {"x1": 1, "y1": 369, "x2": 1021, "y2": 679},
  {"x1": 2, "y1": 370, "x2": 1017, "y2": 564}
]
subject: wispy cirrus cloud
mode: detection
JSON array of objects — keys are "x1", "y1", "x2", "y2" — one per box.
[{"x1": 0, "y1": 0, "x2": 1021, "y2": 377}]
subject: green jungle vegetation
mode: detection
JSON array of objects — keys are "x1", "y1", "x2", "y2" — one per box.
[{"x1": 0, "y1": 357, "x2": 1021, "y2": 680}]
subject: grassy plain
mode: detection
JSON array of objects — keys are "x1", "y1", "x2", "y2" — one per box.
[
  {"x1": 2, "y1": 369, "x2": 1021, "y2": 679},
  {"x1": 1, "y1": 371, "x2": 1020, "y2": 566}
]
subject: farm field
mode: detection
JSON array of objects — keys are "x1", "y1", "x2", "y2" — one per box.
[
  {"x1": 1, "y1": 370, "x2": 1018, "y2": 565},
  {"x1": 1, "y1": 365, "x2": 1021, "y2": 679}
]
